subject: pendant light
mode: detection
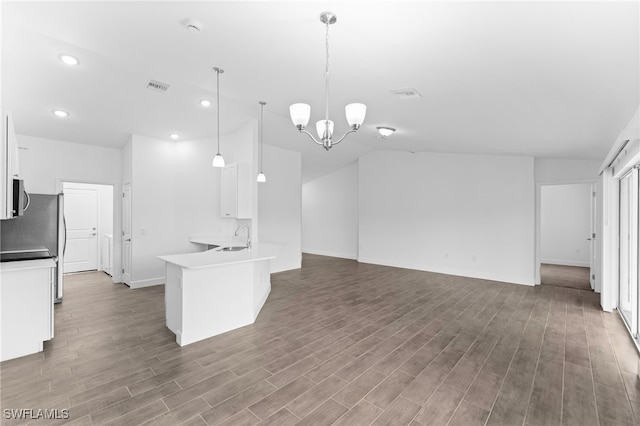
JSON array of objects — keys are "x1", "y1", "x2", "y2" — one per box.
[
  {"x1": 212, "y1": 67, "x2": 225, "y2": 168},
  {"x1": 289, "y1": 12, "x2": 366, "y2": 151},
  {"x1": 257, "y1": 101, "x2": 267, "y2": 183}
]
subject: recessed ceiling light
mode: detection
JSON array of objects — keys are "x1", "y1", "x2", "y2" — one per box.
[
  {"x1": 377, "y1": 126, "x2": 396, "y2": 138},
  {"x1": 52, "y1": 110, "x2": 69, "y2": 118},
  {"x1": 200, "y1": 99, "x2": 212, "y2": 107},
  {"x1": 170, "y1": 133, "x2": 180, "y2": 140},
  {"x1": 59, "y1": 54, "x2": 79, "y2": 66}
]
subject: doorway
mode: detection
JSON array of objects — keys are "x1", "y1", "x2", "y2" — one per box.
[
  {"x1": 539, "y1": 183, "x2": 594, "y2": 289},
  {"x1": 62, "y1": 182, "x2": 114, "y2": 275}
]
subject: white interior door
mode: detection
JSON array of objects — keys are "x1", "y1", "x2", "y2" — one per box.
[
  {"x1": 64, "y1": 188, "x2": 98, "y2": 273},
  {"x1": 122, "y1": 183, "x2": 132, "y2": 286}
]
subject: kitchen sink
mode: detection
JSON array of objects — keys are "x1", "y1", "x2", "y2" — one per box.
[{"x1": 218, "y1": 246, "x2": 247, "y2": 252}]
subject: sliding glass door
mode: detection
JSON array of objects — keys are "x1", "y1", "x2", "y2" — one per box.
[{"x1": 619, "y1": 168, "x2": 639, "y2": 338}]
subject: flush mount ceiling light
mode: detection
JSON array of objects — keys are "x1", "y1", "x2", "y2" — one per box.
[
  {"x1": 377, "y1": 126, "x2": 396, "y2": 138},
  {"x1": 289, "y1": 12, "x2": 366, "y2": 151},
  {"x1": 170, "y1": 133, "x2": 180, "y2": 140},
  {"x1": 257, "y1": 101, "x2": 267, "y2": 183},
  {"x1": 58, "y1": 54, "x2": 79, "y2": 66},
  {"x1": 182, "y1": 18, "x2": 203, "y2": 33},
  {"x1": 211, "y1": 67, "x2": 225, "y2": 168},
  {"x1": 52, "y1": 110, "x2": 69, "y2": 118},
  {"x1": 200, "y1": 99, "x2": 212, "y2": 107}
]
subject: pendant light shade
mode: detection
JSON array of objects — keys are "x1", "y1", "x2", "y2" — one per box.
[
  {"x1": 345, "y1": 103, "x2": 366, "y2": 129},
  {"x1": 315, "y1": 120, "x2": 334, "y2": 140},
  {"x1": 257, "y1": 101, "x2": 267, "y2": 183},
  {"x1": 290, "y1": 103, "x2": 311, "y2": 129},
  {"x1": 212, "y1": 154, "x2": 225, "y2": 167},
  {"x1": 212, "y1": 67, "x2": 225, "y2": 168}
]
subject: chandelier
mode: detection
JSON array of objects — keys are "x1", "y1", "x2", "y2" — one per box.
[{"x1": 289, "y1": 12, "x2": 366, "y2": 151}]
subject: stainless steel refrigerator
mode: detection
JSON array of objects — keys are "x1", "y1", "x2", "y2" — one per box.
[{"x1": 0, "y1": 193, "x2": 66, "y2": 302}]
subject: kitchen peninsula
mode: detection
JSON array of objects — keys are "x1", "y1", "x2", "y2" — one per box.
[{"x1": 158, "y1": 241, "x2": 283, "y2": 346}]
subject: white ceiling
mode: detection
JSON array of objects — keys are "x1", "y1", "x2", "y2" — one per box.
[{"x1": 2, "y1": 1, "x2": 638, "y2": 182}]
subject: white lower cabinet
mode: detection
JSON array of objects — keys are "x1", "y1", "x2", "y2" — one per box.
[{"x1": 0, "y1": 259, "x2": 55, "y2": 362}]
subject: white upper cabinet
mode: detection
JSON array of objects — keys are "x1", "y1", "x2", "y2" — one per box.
[
  {"x1": 220, "y1": 163, "x2": 252, "y2": 219},
  {"x1": 1, "y1": 113, "x2": 19, "y2": 219}
]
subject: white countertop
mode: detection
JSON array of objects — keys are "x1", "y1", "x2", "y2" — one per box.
[
  {"x1": 158, "y1": 242, "x2": 284, "y2": 269},
  {"x1": 189, "y1": 235, "x2": 236, "y2": 247},
  {"x1": 0, "y1": 258, "x2": 56, "y2": 272}
]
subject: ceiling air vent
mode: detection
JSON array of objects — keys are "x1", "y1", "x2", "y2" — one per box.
[
  {"x1": 390, "y1": 88, "x2": 423, "y2": 99},
  {"x1": 146, "y1": 79, "x2": 170, "y2": 93}
]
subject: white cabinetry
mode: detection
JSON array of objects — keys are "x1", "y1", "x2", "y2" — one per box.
[
  {"x1": 221, "y1": 163, "x2": 252, "y2": 219},
  {"x1": 1, "y1": 112, "x2": 19, "y2": 219},
  {"x1": 101, "y1": 234, "x2": 114, "y2": 276},
  {"x1": 0, "y1": 259, "x2": 55, "y2": 362}
]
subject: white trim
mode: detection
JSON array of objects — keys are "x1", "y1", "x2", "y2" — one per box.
[
  {"x1": 540, "y1": 259, "x2": 590, "y2": 268},
  {"x1": 357, "y1": 256, "x2": 535, "y2": 286},
  {"x1": 302, "y1": 249, "x2": 357, "y2": 260},
  {"x1": 129, "y1": 277, "x2": 164, "y2": 289}
]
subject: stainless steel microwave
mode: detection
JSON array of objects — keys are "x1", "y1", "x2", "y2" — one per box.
[{"x1": 11, "y1": 179, "x2": 28, "y2": 217}]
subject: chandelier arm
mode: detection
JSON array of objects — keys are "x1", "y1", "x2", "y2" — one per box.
[
  {"x1": 331, "y1": 129, "x2": 358, "y2": 146},
  {"x1": 299, "y1": 129, "x2": 325, "y2": 146}
]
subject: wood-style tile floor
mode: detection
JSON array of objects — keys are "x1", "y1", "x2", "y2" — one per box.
[{"x1": 2, "y1": 254, "x2": 640, "y2": 425}]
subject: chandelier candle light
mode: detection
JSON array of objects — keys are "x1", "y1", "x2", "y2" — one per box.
[
  {"x1": 257, "y1": 101, "x2": 267, "y2": 183},
  {"x1": 212, "y1": 67, "x2": 225, "y2": 168},
  {"x1": 289, "y1": 12, "x2": 366, "y2": 151}
]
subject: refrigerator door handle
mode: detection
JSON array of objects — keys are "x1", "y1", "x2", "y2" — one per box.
[
  {"x1": 23, "y1": 190, "x2": 31, "y2": 212},
  {"x1": 63, "y1": 215, "x2": 67, "y2": 255}
]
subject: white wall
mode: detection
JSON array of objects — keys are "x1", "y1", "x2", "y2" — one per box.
[
  {"x1": 16, "y1": 134, "x2": 123, "y2": 282},
  {"x1": 540, "y1": 184, "x2": 591, "y2": 267},
  {"x1": 535, "y1": 158, "x2": 600, "y2": 183},
  {"x1": 128, "y1": 135, "x2": 177, "y2": 287},
  {"x1": 125, "y1": 122, "x2": 299, "y2": 286},
  {"x1": 359, "y1": 151, "x2": 536, "y2": 285},
  {"x1": 258, "y1": 144, "x2": 302, "y2": 272},
  {"x1": 302, "y1": 161, "x2": 359, "y2": 260}
]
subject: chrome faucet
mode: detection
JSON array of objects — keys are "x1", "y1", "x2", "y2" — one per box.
[{"x1": 234, "y1": 224, "x2": 251, "y2": 249}]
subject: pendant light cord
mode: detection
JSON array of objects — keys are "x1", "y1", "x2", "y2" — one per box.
[
  {"x1": 259, "y1": 102, "x2": 264, "y2": 171},
  {"x1": 216, "y1": 68, "x2": 221, "y2": 154}
]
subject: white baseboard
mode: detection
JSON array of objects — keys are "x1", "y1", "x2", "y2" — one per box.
[
  {"x1": 302, "y1": 249, "x2": 357, "y2": 260},
  {"x1": 357, "y1": 256, "x2": 535, "y2": 286},
  {"x1": 130, "y1": 277, "x2": 165, "y2": 289},
  {"x1": 540, "y1": 259, "x2": 590, "y2": 268}
]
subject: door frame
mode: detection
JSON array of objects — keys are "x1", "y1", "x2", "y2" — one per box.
[
  {"x1": 618, "y1": 168, "x2": 639, "y2": 338},
  {"x1": 56, "y1": 178, "x2": 119, "y2": 283},
  {"x1": 121, "y1": 182, "x2": 132, "y2": 286},
  {"x1": 534, "y1": 178, "x2": 597, "y2": 286}
]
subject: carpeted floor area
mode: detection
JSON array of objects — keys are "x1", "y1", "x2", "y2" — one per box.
[{"x1": 541, "y1": 263, "x2": 591, "y2": 290}]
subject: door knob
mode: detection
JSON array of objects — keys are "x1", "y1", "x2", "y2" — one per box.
[
  {"x1": 92, "y1": 233, "x2": 97, "y2": 236},
  {"x1": 586, "y1": 238, "x2": 592, "y2": 241}
]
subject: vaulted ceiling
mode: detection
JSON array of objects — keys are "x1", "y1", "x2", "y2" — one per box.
[{"x1": 2, "y1": 1, "x2": 638, "y2": 182}]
